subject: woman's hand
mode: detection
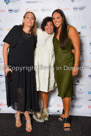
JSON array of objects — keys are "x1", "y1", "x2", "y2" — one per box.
[
  {"x1": 72, "y1": 49, "x2": 75, "y2": 54},
  {"x1": 4, "y1": 66, "x2": 12, "y2": 76},
  {"x1": 72, "y1": 66, "x2": 79, "y2": 76}
]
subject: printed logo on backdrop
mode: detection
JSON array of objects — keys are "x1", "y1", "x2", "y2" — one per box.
[
  {"x1": 76, "y1": 89, "x2": 85, "y2": 94},
  {"x1": 54, "y1": 7, "x2": 70, "y2": 11},
  {"x1": 71, "y1": 0, "x2": 82, "y2": 2},
  {"x1": 8, "y1": 9, "x2": 20, "y2": 13},
  {"x1": 0, "y1": 89, "x2": 6, "y2": 92},
  {"x1": 0, "y1": 43, "x2": 4, "y2": 47},
  {"x1": 71, "y1": 105, "x2": 83, "y2": 108},
  {"x1": 26, "y1": 0, "x2": 43, "y2": 3},
  {"x1": 73, "y1": 6, "x2": 86, "y2": 11},
  {"x1": 0, "y1": 10, "x2": 6, "y2": 13},
  {"x1": 88, "y1": 91, "x2": 91, "y2": 94},
  {"x1": 88, "y1": 99, "x2": 91, "y2": 101},
  {"x1": 88, "y1": 105, "x2": 91, "y2": 109},
  {"x1": 0, "y1": 103, "x2": 6, "y2": 107},
  {"x1": 4, "y1": 0, "x2": 21, "y2": 5},
  {"x1": 81, "y1": 26, "x2": 87, "y2": 29},
  {"x1": 26, "y1": 0, "x2": 37, "y2": 3},
  {"x1": 41, "y1": 8, "x2": 52, "y2": 12},
  {"x1": 26, "y1": 8, "x2": 38, "y2": 12},
  {"x1": 72, "y1": 97, "x2": 84, "y2": 101},
  {"x1": 4, "y1": 0, "x2": 10, "y2": 4},
  {"x1": 73, "y1": 79, "x2": 85, "y2": 86},
  {"x1": 79, "y1": 33, "x2": 86, "y2": 38},
  {"x1": 88, "y1": 75, "x2": 91, "y2": 79},
  {"x1": 0, "y1": 74, "x2": 5, "y2": 78}
]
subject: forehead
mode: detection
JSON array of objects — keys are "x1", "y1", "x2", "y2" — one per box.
[
  {"x1": 25, "y1": 13, "x2": 34, "y2": 17},
  {"x1": 53, "y1": 12, "x2": 61, "y2": 17},
  {"x1": 46, "y1": 21, "x2": 53, "y2": 25}
]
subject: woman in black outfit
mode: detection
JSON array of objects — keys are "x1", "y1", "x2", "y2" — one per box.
[{"x1": 3, "y1": 12, "x2": 39, "y2": 133}]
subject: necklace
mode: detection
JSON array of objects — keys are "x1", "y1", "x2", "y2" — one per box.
[
  {"x1": 25, "y1": 32, "x2": 31, "y2": 37},
  {"x1": 22, "y1": 31, "x2": 32, "y2": 40}
]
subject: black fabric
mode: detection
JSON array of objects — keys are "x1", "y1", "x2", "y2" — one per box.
[
  {"x1": 3, "y1": 25, "x2": 39, "y2": 112},
  {"x1": 3, "y1": 25, "x2": 22, "y2": 47},
  {"x1": 0, "y1": 114, "x2": 91, "y2": 136}
]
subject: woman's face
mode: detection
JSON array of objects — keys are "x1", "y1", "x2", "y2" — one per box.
[
  {"x1": 23, "y1": 13, "x2": 35, "y2": 28},
  {"x1": 44, "y1": 21, "x2": 54, "y2": 34},
  {"x1": 52, "y1": 12, "x2": 63, "y2": 28}
]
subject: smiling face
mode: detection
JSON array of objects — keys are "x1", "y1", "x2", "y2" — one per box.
[
  {"x1": 52, "y1": 12, "x2": 63, "y2": 29},
  {"x1": 23, "y1": 12, "x2": 35, "y2": 28},
  {"x1": 44, "y1": 21, "x2": 54, "y2": 34}
]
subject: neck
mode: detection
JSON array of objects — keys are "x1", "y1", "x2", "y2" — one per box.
[{"x1": 23, "y1": 26, "x2": 32, "y2": 34}]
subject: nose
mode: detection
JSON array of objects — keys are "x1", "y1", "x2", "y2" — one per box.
[{"x1": 29, "y1": 18, "x2": 32, "y2": 21}]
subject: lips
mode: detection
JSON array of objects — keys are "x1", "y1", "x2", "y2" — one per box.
[{"x1": 28, "y1": 22, "x2": 31, "y2": 23}]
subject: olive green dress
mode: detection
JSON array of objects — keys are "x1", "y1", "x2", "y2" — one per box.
[{"x1": 53, "y1": 35, "x2": 74, "y2": 98}]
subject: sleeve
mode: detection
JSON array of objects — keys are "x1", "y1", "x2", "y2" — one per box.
[
  {"x1": 36, "y1": 28, "x2": 42, "y2": 36},
  {"x1": 3, "y1": 25, "x2": 19, "y2": 47}
]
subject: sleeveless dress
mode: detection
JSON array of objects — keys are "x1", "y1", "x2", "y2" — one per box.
[
  {"x1": 3, "y1": 25, "x2": 39, "y2": 112},
  {"x1": 53, "y1": 34, "x2": 74, "y2": 98},
  {"x1": 34, "y1": 29, "x2": 55, "y2": 92}
]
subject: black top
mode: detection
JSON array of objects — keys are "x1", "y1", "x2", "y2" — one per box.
[{"x1": 3, "y1": 25, "x2": 36, "y2": 66}]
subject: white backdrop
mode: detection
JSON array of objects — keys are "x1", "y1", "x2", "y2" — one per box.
[{"x1": 0, "y1": 0, "x2": 91, "y2": 116}]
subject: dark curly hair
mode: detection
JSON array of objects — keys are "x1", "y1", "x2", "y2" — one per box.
[
  {"x1": 52, "y1": 9, "x2": 68, "y2": 48},
  {"x1": 41, "y1": 17, "x2": 53, "y2": 31}
]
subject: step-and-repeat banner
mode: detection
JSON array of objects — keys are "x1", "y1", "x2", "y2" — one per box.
[{"x1": 0, "y1": 0, "x2": 91, "y2": 116}]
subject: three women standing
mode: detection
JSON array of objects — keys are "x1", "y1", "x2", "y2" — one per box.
[{"x1": 3, "y1": 9, "x2": 80, "y2": 133}]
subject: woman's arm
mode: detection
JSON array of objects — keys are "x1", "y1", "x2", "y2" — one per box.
[
  {"x1": 69, "y1": 26, "x2": 80, "y2": 76},
  {"x1": 3, "y1": 42, "x2": 12, "y2": 76}
]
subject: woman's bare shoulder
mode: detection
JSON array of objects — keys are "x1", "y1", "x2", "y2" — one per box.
[{"x1": 68, "y1": 25, "x2": 78, "y2": 38}]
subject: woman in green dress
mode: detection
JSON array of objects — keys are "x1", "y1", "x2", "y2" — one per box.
[{"x1": 52, "y1": 9, "x2": 80, "y2": 131}]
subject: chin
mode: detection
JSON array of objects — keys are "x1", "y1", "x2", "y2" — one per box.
[
  {"x1": 55, "y1": 25, "x2": 59, "y2": 28},
  {"x1": 28, "y1": 25, "x2": 33, "y2": 27},
  {"x1": 48, "y1": 32, "x2": 52, "y2": 34}
]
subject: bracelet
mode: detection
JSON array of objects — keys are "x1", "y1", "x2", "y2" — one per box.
[{"x1": 4, "y1": 66, "x2": 9, "y2": 69}]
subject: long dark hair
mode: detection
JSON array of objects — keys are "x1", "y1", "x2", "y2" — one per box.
[{"x1": 52, "y1": 9, "x2": 68, "y2": 48}]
